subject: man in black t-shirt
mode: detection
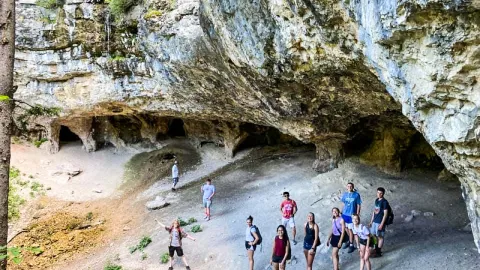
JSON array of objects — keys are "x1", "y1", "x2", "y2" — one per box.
[{"x1": 369, "y1": 187, "x2": 389, "y2": 257}]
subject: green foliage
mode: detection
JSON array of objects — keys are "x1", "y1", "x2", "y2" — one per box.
[
  {"x1": 178, "y1": 218, "x2": 188, "y2": 227},
  {"x1": 108, "y1": 0, "x2": 136, "y2": 20},
  {"x1": 108, "y1": 55, "x2": 126, "y2": 62},
  {"x1": 10, "y1": 167, "x2": 20, "y2": 179},
  {"x1": 86, "y1": 212, "x2": 94, "y2": 221},
  {"x1": 0, "y1": 95, "x2": 10, "y2": 101},
  {"x1": 129, "y1": 236, "x2": 152, "y2": 254},
  {"x1": 40, "y1": 15, "x2": 56, "y2": 25},
  {"x1": 30, "y1": 181, "x2": 44, "y2": 192},
  {"x1": 0, "y1": 246, "x2": 43, "y2": 264},
  {"x1": 36, "y1": 0, "x2": 58, "y2": 9},
  {"x1": 187, "y1": 217, "x2": 197, "y2": 224},
  {"x1": 104, "y1": 262, "x2": 123, "y2": 270},
  {"x1": 16, "y1": 105, "x2": 61, "y2": 131},
  {"x1": 160, "y1": 252, "x2": 169, "y2": 264},
  {"x1": 8, "y1": 167, "x2": 25, "y2": 220},
  {"x1": 33, "y1": 138, "x2": 48, "y2": 148},
  {"x1": 144, "y1": 9, "x2": 163, "y2": 20},
  {"x1": 191, "y1": 225, "x2": 202, "y2": 233}
]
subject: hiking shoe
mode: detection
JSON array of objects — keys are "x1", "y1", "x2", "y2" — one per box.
[
  {"x1": 347, "y1": 246, "x2": 355, "y2": 253},
  {"x1": 204, "y1": 215, "x2": 208, "y2": 220},
  {"x1": 186, "y1": 267, "x2": 191, "y2": 270},
  {"x1": 342, "y1": 242, "x2": 349, "y2": 249},
  {"x1": 293, "y1": 240, "x2": 297, "y2": 245},
  {"x1": 171, "y1": 188, "x2": 176, "y2": 192},
  {"x1": 168, "y1": 267, "x2": 173, "y2": 270}
]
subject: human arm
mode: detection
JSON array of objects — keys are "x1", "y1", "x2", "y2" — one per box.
[
  {"x1": 270, "y1": 238, "x2": 276, "y2": 265},
  {"x1": 357, "y1": 194, "x2": 362, "y2": 215},
  {"x1": 281, "y1": 240, "x2": 290, "y2": 265},
  {"x1": 154, "y1": 219, "x2": 168, "y2": 229},
  {"x1": 357, "y1": 204, "x2": 362, "y2": 215},
  {"x1": 369, "y1": 210, "x2": 374, "y2": 226},
  {"x1": 327, "y1": 231, "x2": 332, "y2": 247},
  {"x1": 208, "y1": 186, "x2": 215, "y2": 200},
  {"x1": 310, "y1": 224, "x2": 320, "y2": 254},
  {"x1": 379, "y1": 207, "x2": 388, "y2": 230},
  {"x1": 250, "y1": 231, "x2": 259, "y2": 246},
  {"x1": 355, "y1": 235, "x2": 360, "y2": 251},
  {"x1": 292, "y1": 201, "x2": 297, "y2": 216},
  {"x1": 185, "y1": 233, "x2": 196, "y2": 241},
  {"x1": 338, "y1": 219, "x2": 346, "y2": 248}
]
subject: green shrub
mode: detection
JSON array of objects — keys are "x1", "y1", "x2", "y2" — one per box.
[
  {"x1": 191, "y1": 225, "x2": 202, "y2": 233},
  {"x1": 31, "y1": 181, "x2": 44, "y2": 192},
  {"x1": 178, "y1": 218, "x2": 188, "y2": 226},
  {"x1": 36, "y1": 0, "x2": 58, "y2": 9},
  {"x1": 9, "y1": 167, "x2": 20, "y2": 179},
  {"x1": 86, "y1": 212, "x2": 93, "y2": 221},
  {"x1": 160, "y1": 252, "x2": 169, "y2": 263},
  {"x1": 104, "y1": 262, "x2": 122, "y2": 270},
  {"x1": 108, "y1": 0, "x2": 136, "y2": 19},
  {"x1": 34, "y1": 138, "x2": 48, "y2": 148},
  {"x1": 129, "y1": 236, "x2": 152, "y2": 254},
  {"x1": 187, "y1": 217, "x2": 197, "y2": 224},
  {"x1": 144, "y1": 9, "x2": 163, "y2": 20},
  {"x1": 8, "y1": 185, "x2": 25, "y2": 221}
]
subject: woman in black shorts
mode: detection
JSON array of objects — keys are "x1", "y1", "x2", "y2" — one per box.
[
  {"x1": 326, "y1": 207, "x2": 345, "y2": 270},
  {"x1": 303, "y1": 212, "x2": 320, "y2": 270},
  {"x1": 270, "y1": 225, "x2": 290, "y2": 270},
  {"x1": 352, "y1": 214, "x2": 372, "y2": 270},
  {"x1": 155, "y1": 218, "x2": 196, "y2": 270}
]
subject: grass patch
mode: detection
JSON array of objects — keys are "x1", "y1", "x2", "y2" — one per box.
[
  {"x1": 31, "y1": 181, "x2": 44, "y2": 192},
  {"x1": 129, "y1": 236, "x2": 152, "y2": 254},
  {"x1": 86, "y1": 212, "x2": 94, "y2": 221},
  {"x1": 33, "y1": 138, "x2": 48, "y2": 148},
  {"x1": 160, "y1": 252, "x2": 169, "y2": 263},
  {"x1": 144, "y1": 9, "x2": 163, "y2": 20},
  {"x1": 108, "y1": 0, "x2": 136, "y2": 20},
  {"x1": 8, "y1": 167, "x2": 26, "y2": 221},
  {"x1": 104, "y1": 262, "x2": 122, "y2": 270},
  {"x1": 191, "y1": 225, "x2": 202, "y2": 233},
  {"x1": 188, "y1": 217, "x2": 197, "y2": 224},
  {"x1": 36, "y1": 0, "x2": 59, "y2": 9}
]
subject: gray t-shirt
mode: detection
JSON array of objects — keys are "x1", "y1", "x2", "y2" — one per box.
[
  {"x1": 172, "y1": 164, "x2": 179, "y2": 178},
  {"x1": 166, "y1": 227, "x2": 187, "y2": 247},
  {"x1": 202, "y1": 184, "x2": 215, "y2": 200},
  {"x1": 352, "y1": 224, "x2": 370, "y2": 240},
  {"x1": 245, "y1": 226, "x2": 256, "y2": 241}
]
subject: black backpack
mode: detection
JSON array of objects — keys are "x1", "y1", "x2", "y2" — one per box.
[
  {"x1": 251, "y1": 225, "x2": 263, "y2": 245},
  {"x1": 386, "y1": 201, "x2": 394, "y2": 225}
]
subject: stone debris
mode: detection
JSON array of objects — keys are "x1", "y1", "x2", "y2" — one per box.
[
  {"x1": 411, "y1": 210, "x2": 422, "y2": 217},
  {"x1": 404, "y1": 214, "x2": 414, "y2": 223},
  {"x1": 424, "y1": 212, "x2": 435, "y2": 217},
  {"x1": 146, "y1": 196, "x2": 170, "y2": 210}
]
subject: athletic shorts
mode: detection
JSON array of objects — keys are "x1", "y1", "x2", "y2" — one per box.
[
  {"x1": 203, "y1": 198, "x2": 212, "y2": 208},
  {"x1": 330, "y1": 235, "x2": 341, "y2": 247},
  {"x1": 245, "y1": 241, "x2": 256, "y2": 251},
  {"x1": 272, "y1": 255, "x2": 285, "y2": 263},
  {"x1": 168, "y1": 246, "x2": 183, "y2": 257},
  {"x1": 303, "y1": 241, "x2": 317, "y2": 251},
  {"x1": 282, "y1": 217, "x2": 295, "y2": 228},
  {"x1": 173, "y1": 177, "x2": 179, "y2": 185},
  {"x1": 341, "y1": 214, "x2": 353, "y2": 230},
  {"x1": 371, "y1": 222, "x2": 385, "y2": 237},
  {"x1": 359, "y1": 238, "x2": 368, "y2": 246}
]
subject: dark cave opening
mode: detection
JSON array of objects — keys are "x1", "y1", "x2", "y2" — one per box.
[
  {"x1": 59, "y1": 126, "x2": 80, "y2": 143},
  {"x1": 168, "y1": 118, "x2": 186, "y2": 137}
]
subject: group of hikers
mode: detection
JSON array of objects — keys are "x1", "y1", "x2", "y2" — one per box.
[{"x1": 155, "y1": 161, "x2": 393, "y2": 270}]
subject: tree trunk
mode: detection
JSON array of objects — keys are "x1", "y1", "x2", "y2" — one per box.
[{"x1": 0, "y1": 0, "x2": 15, "y2": 269}]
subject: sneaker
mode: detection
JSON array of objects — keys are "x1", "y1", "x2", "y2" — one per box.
[
  {"x1": 186, "y1": 267, "x2": 191, "y2": 270},
  {"x1": 342, "y1": 242, "x2": 349, "y2": 249},
  {"x1": 293, "y1": 240, "x2": 297, "y2": 245},
  {"x1": 168, "y1": 267, "x2": 173, "y2": 270},
  {"x1": 171, "y1": 188, "x2": 176, "y2": 192},
  {"x1": 347, "y1": 245, "x2": 355, "y2": 253},
  {"x1": 203, "y1": 215, "x2": 208, "y2": 220},
  {"x1": 206, "y1": 217, "x2": 210, "y2": 221}
]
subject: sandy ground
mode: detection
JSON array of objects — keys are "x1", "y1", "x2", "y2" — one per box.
[{"x1": 8, "y1": 141, "x2": 480, "y2": 270}]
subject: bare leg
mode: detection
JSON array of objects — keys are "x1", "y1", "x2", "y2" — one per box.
[
  {"x1": 306, "y1": 250, "x2": 315, "y2": 270},
  {"x1": 378, "y1": 236, "x2": 384, "y2": 249},
  {"x1": 181, "y1": 255, "x2": 189, "y2": 267},
  {"x1": 304, "y1": 249, "x2": 308, "y2": 263},
  {"x1": 206, "y1": 206, "x2": 211, "y2": 219},
  {"x1": 273, "y1": 262, "x2": 279, "y2": 270},
  {"x1": 364, "y1": 247, "x2": 371, "y2": 270},
  {"x1": 292, "y1": 226, "x2": 296, "y2": 242},
  {"x1": 169, "y1": 256, "x2": 174, "y2": 268},
  {"x1": 347, "y1": 229, "x2": 353, "y2": 245},
  {"x1": 359, "y1": 245, "x2": 365, "y2": 270},
  {"x1": 332, "y1": 247, "x2": 340, "y2": 270},
  {"x1": 247, "y1": 249, "x2": 255, "y2": 270}
]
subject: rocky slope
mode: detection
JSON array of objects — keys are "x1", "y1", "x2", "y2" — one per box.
[{"x1": 12, "y1": 0, "x2": 480, "y2": 251}]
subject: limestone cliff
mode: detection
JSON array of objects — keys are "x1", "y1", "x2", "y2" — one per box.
[{"x1": 12, "y1": 0, "x2": 480, "y2": 251}]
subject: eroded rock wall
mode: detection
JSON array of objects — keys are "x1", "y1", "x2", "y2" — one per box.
[{"x1": 12, "y1": 0, "x2": 480, "y2": 251}]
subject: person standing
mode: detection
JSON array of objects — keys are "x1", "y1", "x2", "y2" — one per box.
[
  {"x1": 245, "y1": 216, "x2": 260, "y2": 270},
  {"x1": 352, "y1": 214, "x2": 372, "y2": 270},
  {"x1": 201, "y1": 178, "x2": 215, "y2": 221},
  {"x1": 280, "y1": 192, "x2": 298, "y2": 245},
  {"x1": 270, "y1": 225, "x2": 291, "y2": 270},
  {"x1": 172, "y1": 160, "x2": 179, "y2": 191},
  {"x1": 327, "y1": 207, "x2": 346, "y2": 270},
  {"x1": 155, "y1": 218, "x2": 196, "y2": 270},
  {"x1": 341, "y1": 182, "x2": 362, "y2": 253},
  {"x1": 303, "y1": 212, "x2": 320, "y2": 270},
  {"x1": 369, "y1": 187, "x2": 389, "y2": 257}
]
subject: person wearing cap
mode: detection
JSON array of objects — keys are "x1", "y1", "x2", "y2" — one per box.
[
  {"x1": 280, "y1": 191, "x2": 298, "y2": 245},
  {"x1": 172, "y1": 160, "x2": 179, "y2": 191}
]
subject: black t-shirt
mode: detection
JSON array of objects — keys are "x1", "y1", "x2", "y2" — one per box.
[{"x1": 373, "y1": 198, "x2": 388, "y2": 223}]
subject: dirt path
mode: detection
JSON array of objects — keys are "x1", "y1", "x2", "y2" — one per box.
[
  {"x1": 8, "y1": 141, "x2": 480, "y2": 270},
  {"x1": 61, "y1": 145, "x2": 478, "y2": 270}
]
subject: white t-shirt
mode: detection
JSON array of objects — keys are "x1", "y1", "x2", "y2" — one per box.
[
  {"x1": 352, "y1": 224, "x2": 370, "y2": 240},
  {"x1": 246, "y1": 226, "x2": 256, "y2": 241},
  {"x1": 172, "y1": 164, "x2": 179, "y2": 178}
]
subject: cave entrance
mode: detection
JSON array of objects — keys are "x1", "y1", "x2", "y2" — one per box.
[
  {"x1": 168, "y1": 118, "x2": 186, "y2": 137},
  {"x1": 59, "y1": 126, "x2": 80, "y2": 143}
]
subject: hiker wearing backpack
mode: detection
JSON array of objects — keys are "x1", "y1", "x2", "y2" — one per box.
[
  {"x1": 280, "y1": 191, "x2": 298, "y2": 245},
  {"x1": 303, "y1": 212, "x2": 321, "y2": 270},
  {"x1": 327, "y1": 207, "x2": 346, "y2": 270},
  {"x1": 352, "y1": 214, "x2": 372, "y2": 270},
  {"x1": 270, "y1": 225, "x2": 291, "y2": 270},
  {"x1": 369, "y1": 187, "x2": 389, "y2": 257},
  {"x1": 341, "y1": 182, "x2": 362, "y2": 253},
  {"x1": 154, "y1": 218, "x2": 196, "y2": 270},
  {"x1": 245, "y1": 215, "x2": 261, "y2": 270},
  {"x1": 201, "y1": 178, "x2": 215, "y2": 221},
  {"x1": 172, "y1": 160, "x2": 179, "y2": 191}
]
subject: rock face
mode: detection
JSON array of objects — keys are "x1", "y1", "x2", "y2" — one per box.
[{"x1": 12, "y1": 0, "x2": 480, "y2": 251}]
